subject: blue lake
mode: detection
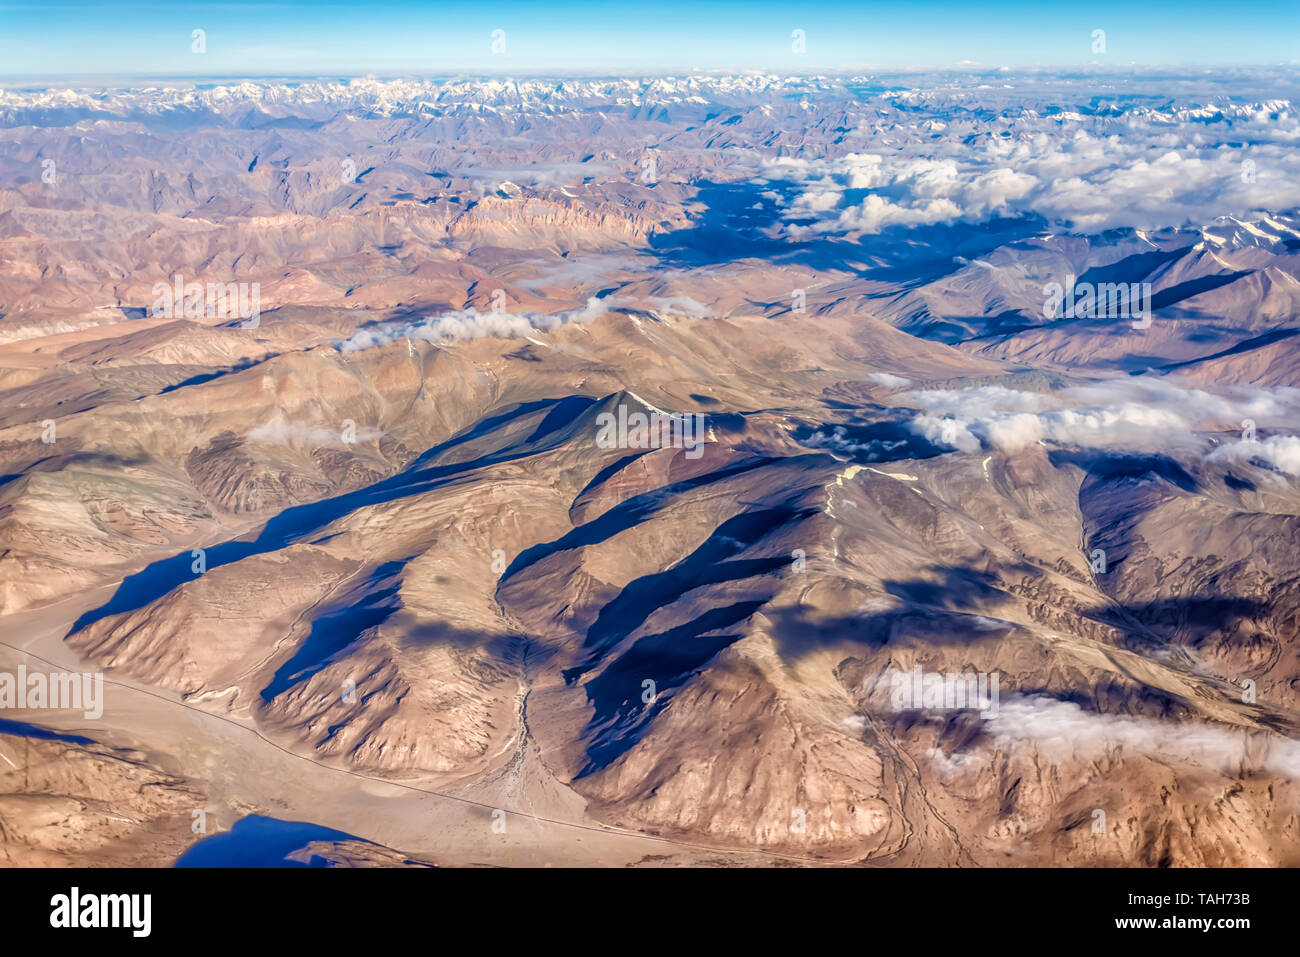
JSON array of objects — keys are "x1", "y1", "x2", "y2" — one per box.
[
  {"x1": 175, "y1": 814, "x2": 369, "y2": 867},
  {"x1": 0, "y1": 717, "x2": 95, "y2": 745}
]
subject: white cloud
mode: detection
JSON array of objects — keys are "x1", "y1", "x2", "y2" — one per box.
[
  {"x1": 642, "y1": 295, "x2": 710, "y2": 318},
  {"x1": 802, "y1": 426, "x2": 909, "y2": 460},
  {"x1": 1205, "y1": 434, "x2": 1300, "y2": 475},
  {"x1": 789, "y1": 189, "x2": 841, "y2": 213},
  {"x1": 985, "y1": 694, "x2": 1300, "y2": 778},
  {"x1": 760, "y1": 105, "x2": 1300, "y2": 235},
  {"x1": 900, "y1": 384, "x2": 1053, "y2": 416},
  {"x1": 865, "y1": 373, "x2": 912, "y2": 388},
  {"x1": 900, "y1": 378, "x2": 1300, "y2": 454},
  {"x1": 794, "y1": 194, "x2": 961, "y2": 237},
  {"x1": 337, "y1": 297, "x2": 607, "y2": 352}
]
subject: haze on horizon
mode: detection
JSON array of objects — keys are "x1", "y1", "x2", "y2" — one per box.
[{"x1": 1, "y1": 0, "x2": 1298, "y2": 77}]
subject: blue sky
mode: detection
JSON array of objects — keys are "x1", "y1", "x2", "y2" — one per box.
[{"x1": 0, "y1": 0, "x2": 1296, "y2": 76}]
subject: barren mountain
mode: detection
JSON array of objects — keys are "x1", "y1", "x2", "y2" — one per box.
[{"x1": 2, "y1": 71, "x2": 1299, "y2": 867}]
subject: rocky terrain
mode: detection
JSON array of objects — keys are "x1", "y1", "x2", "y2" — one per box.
[{"x1": 1, "y1": 70, "x2": 1299, "y2": 866}]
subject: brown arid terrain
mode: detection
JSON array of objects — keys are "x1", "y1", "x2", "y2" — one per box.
[{"x1": 2, "y1": 71, "x2": 1300, "y2": 867}]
